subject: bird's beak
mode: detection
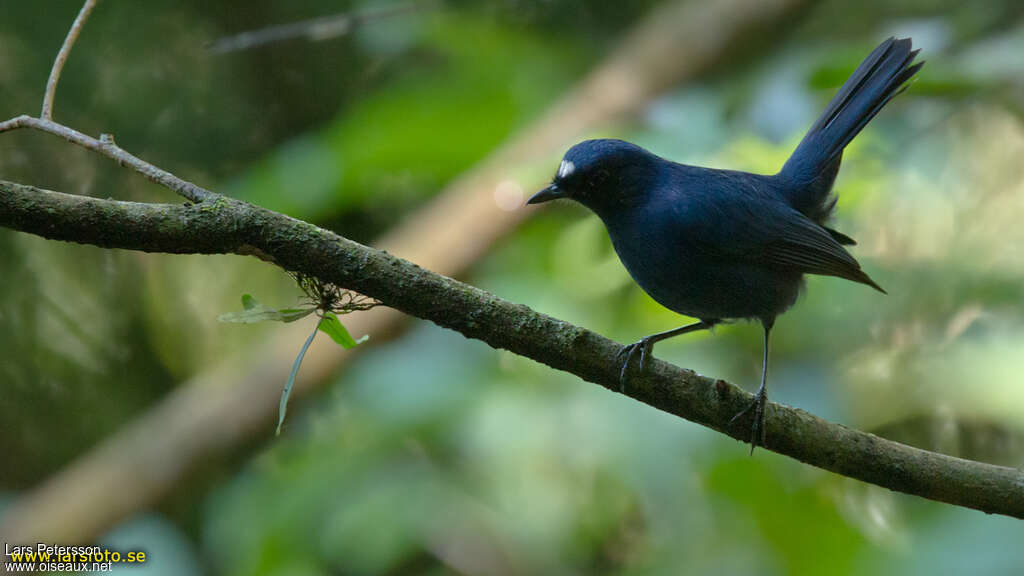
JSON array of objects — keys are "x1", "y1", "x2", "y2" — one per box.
[{"x1": 527, "y1": 183, "x2": 565, "y2": 205}]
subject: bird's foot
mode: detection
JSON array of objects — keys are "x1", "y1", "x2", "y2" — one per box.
[
  {"x1": 730, "y1": 388, "x2": 767, "y2": 455},
  {"x1": 616, "y1": 337, "x2": 654, "y2": 392}
]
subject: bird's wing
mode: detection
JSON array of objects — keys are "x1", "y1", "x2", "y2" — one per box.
[
  {"x1": 823, "y1": 226, "x2": 857, "y2": 245},
  {"x1": 756, "y1": 211, "x2": 884, "y2": 292},
  {"x1": 680, "y1": 179, "x2": 883, "y2": 292}
]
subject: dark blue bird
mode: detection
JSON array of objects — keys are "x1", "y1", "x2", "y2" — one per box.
[{"x1": 528, "y1": 37, "x2": 922, "y2": 452}]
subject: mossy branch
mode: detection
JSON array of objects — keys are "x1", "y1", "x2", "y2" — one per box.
[{"x1": 3, "y1": 178, "x2": 1023, "y2": 519}]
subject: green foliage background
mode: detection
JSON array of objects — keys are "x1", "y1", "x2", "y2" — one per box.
[{"x1": 2, "y1": 0, "x2": 1024, "y2": 574}]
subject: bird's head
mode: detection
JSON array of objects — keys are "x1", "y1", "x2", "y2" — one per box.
[{"x1": 527, "y1": 139, "x2": 659, "y2": 215}]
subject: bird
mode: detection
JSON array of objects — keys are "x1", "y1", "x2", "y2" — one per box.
[{"x1": 527, "y1": 37, "x2": 922, "y2": 452}]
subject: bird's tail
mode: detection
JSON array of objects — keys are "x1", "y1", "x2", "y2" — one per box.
[{"x1": 778, "y1": 37, "x2": 923, "y2": 219}]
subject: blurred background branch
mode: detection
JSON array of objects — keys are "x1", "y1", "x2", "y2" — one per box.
[{"x1": 207, "y1": 1, "x2": 437, "y2": 54}]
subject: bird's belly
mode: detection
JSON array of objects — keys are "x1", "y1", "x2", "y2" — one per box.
[{"x1": 609, "y1": 232, "x2": 801, "y2": 322}]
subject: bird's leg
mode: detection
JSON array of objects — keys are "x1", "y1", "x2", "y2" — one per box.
[
  {"x1": 617, "y1": 320, "x2": 717, "y2": 392},
  {"x1": 730, "y1": 320, "x2": 773, "y2": 454}
]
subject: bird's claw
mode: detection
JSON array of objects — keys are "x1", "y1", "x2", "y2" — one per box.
[
  {"x1": 730, "y1": 389, "x2": 767, "y2": 455},
  {"x1": 617, "y1": 338, "x2": 652, "y2": 392}
]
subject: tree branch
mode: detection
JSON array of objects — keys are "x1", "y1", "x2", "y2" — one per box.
[
  {"x1": 0, "y1": 115, "x2": 215, "y2": 203},
  {"x1": 3, "y1": 179, "x2": 1023, "y2": 519},
  {"x1": 207, "y1": 0, "x2": 435, "y2": 54},
  {"x1": 41, "y1": 0, "x2": 100, "y2": 120}
]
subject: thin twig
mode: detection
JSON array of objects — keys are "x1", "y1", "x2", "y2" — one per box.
[
  {"x1": 41, "y1": 0, "x2": 100, "y2": 120},
  {"x1": 12, "y1": 0, "x2": 215, "y2": 204},
  {"x1": 207, "y1": 0, "x2": 435, "y2": 54},
  {"x1": 0, "y1": 115, "x2": 215, "y2": 203}
]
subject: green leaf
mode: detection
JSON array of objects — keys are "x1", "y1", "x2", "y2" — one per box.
[
  {"x1": 278, "y1": 320, "x2": 320, "y2": 436},
  {"x1": 218, "y1": 294, "x2": 316, "y2": 324},
  {"x1": 318, "y1": 312, "x2": 368, "y2": 349}
]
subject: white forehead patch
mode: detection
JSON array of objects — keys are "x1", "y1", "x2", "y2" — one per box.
[{"x1": 557, "y1": 160, "x2": 575, "y2": 179}]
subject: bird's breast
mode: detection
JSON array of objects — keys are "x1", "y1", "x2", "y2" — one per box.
[{"x1": 601, "y1": 205, "x2": 801, "y2": 321}]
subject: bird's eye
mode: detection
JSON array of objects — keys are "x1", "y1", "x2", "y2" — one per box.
[{"x1": 592, "y1": 169, "x2": 611, "y2": 187}]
